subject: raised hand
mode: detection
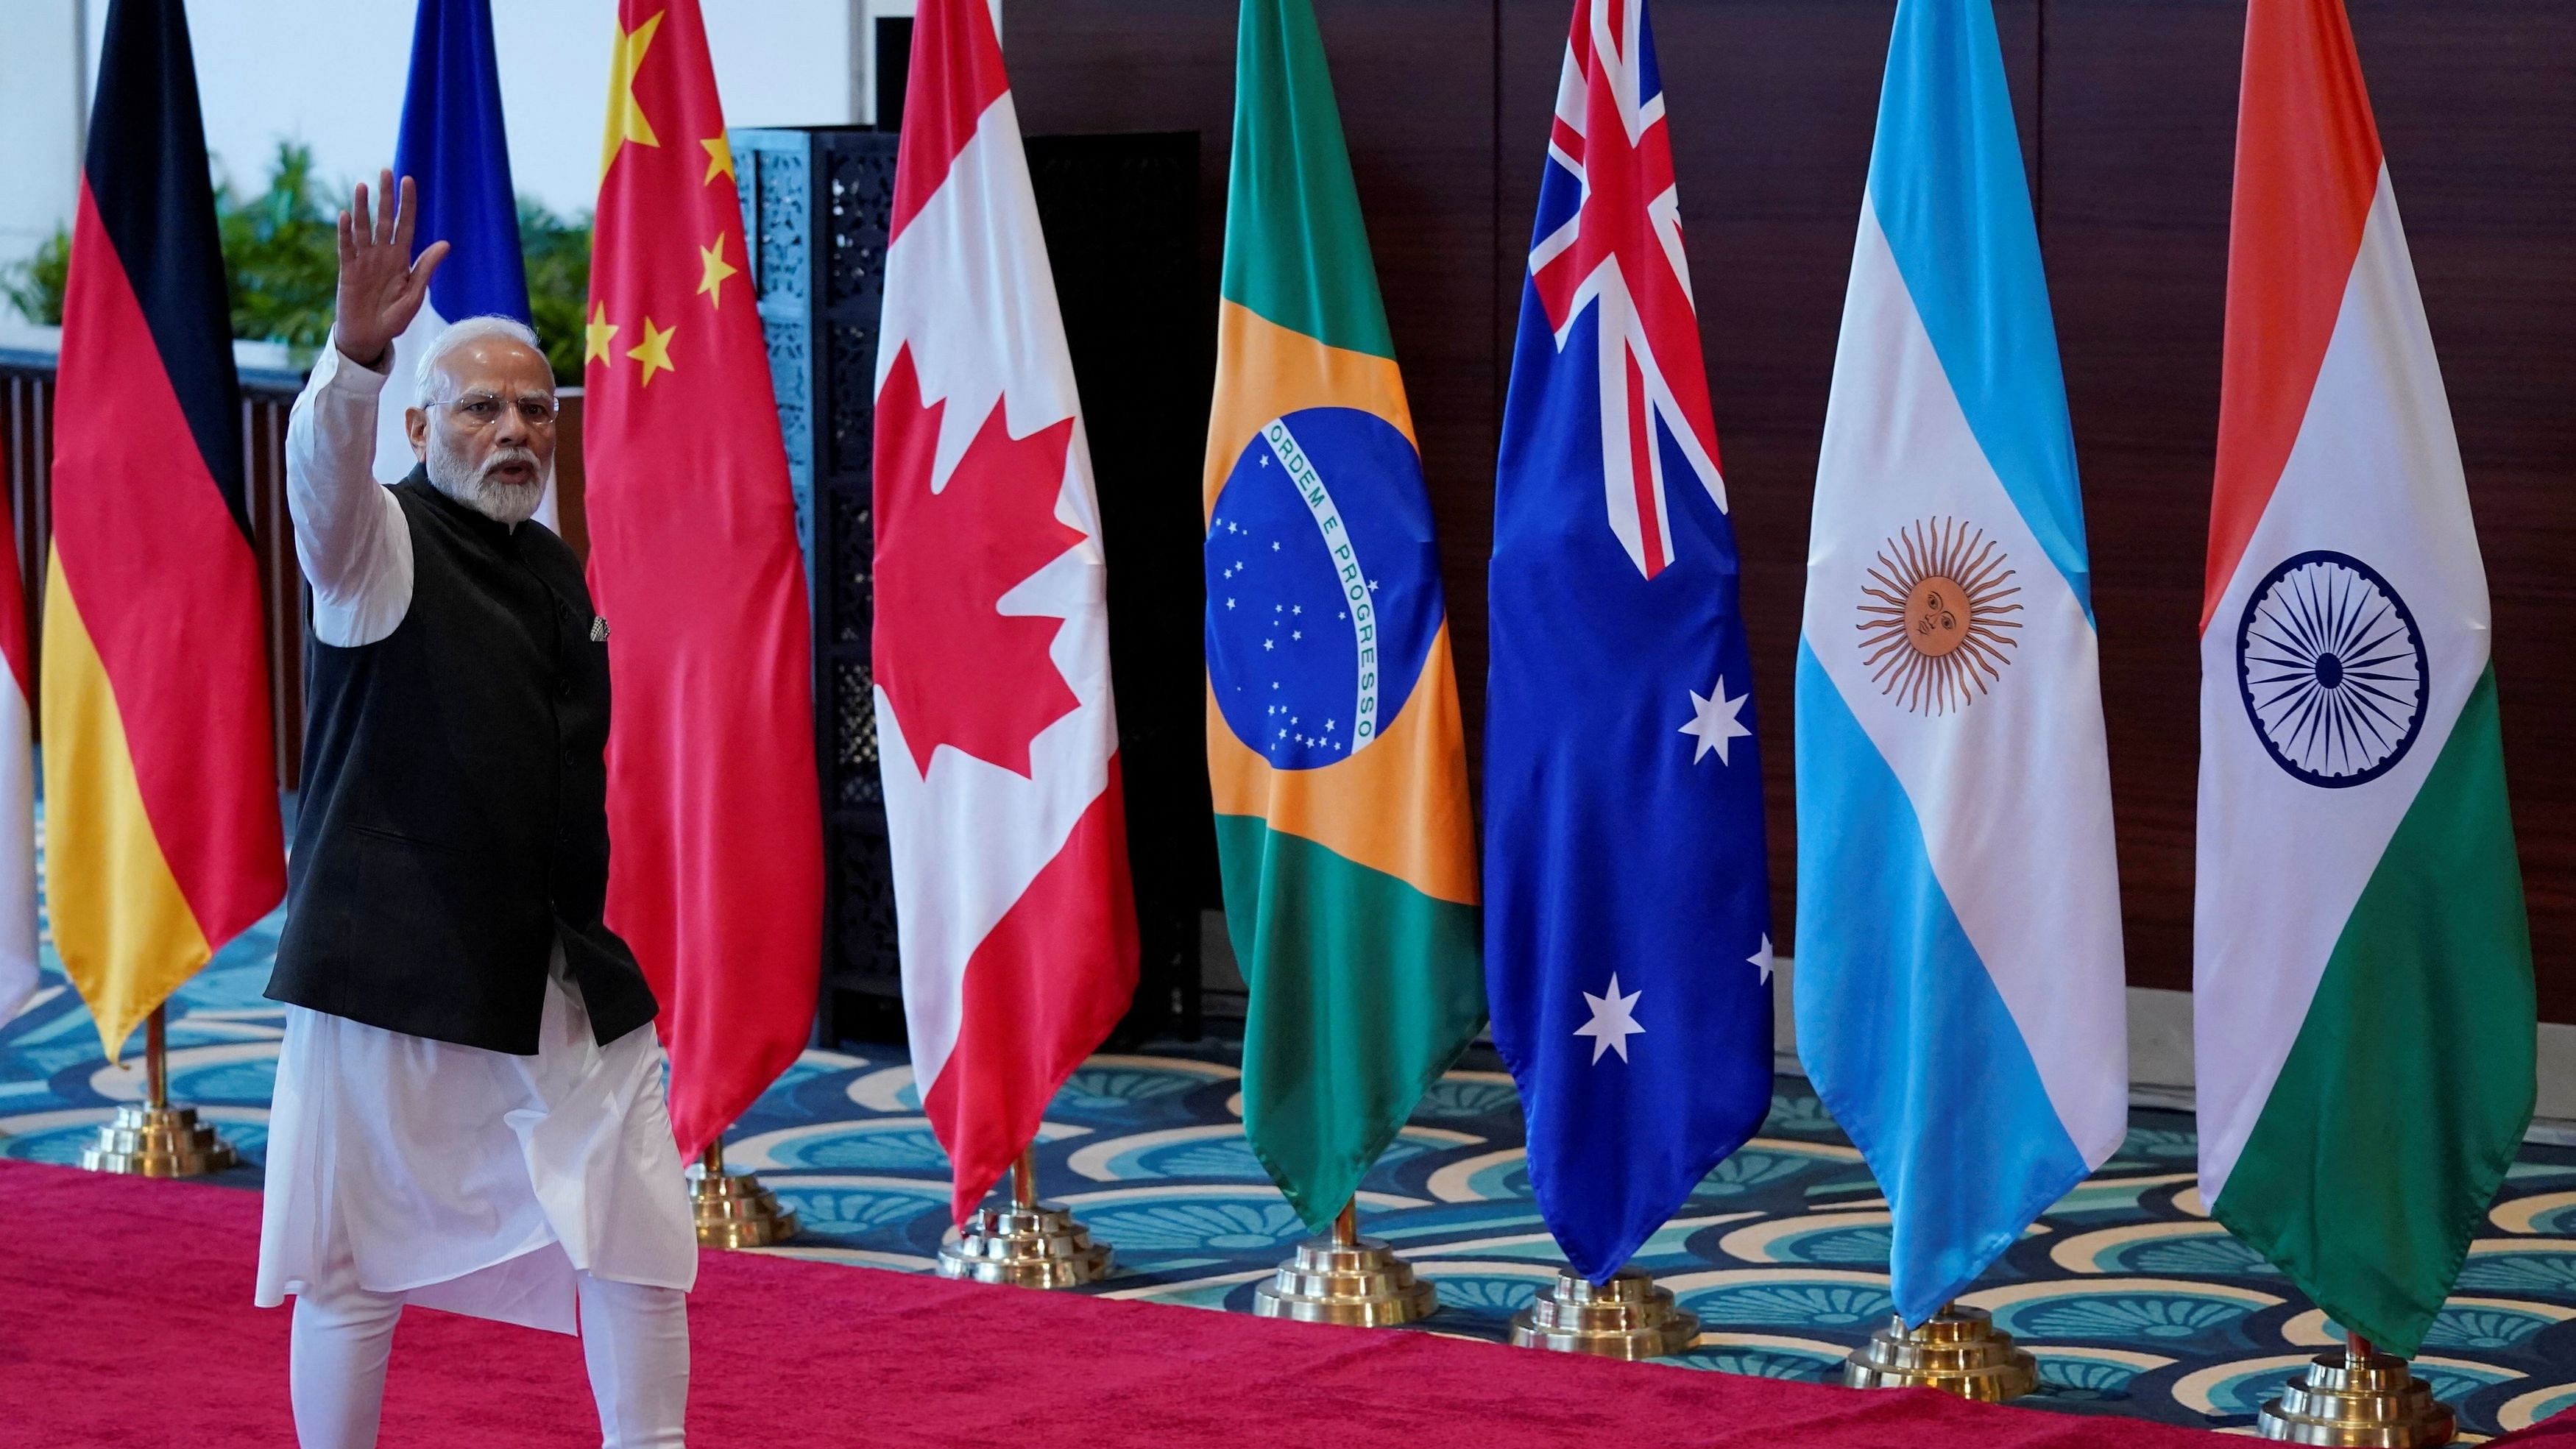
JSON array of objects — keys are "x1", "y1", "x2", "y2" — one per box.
[{"x1": 333, "y1": 169, "x2": 450, "y2": 369}]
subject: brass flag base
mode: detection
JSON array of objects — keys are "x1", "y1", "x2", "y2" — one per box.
[
  {"x1": 2257, "y1": 1336, "x2": 2457, "y2": 1447},
  {"x1": 1842, "y1": 1303, "x2": 2039, "y2": 1402},
  {"x1": 688, "y1": 1139, "x2": 799, "y2": 1249},
  {"x1": 937, "y1": 1203, "x2": 1115, "y2": 1288},
  {"x1": 1510, "y1": 1266, "x2": 1699, "y2": 1359},
  {"x1": 79, "y1": 1102, "x2": 239, "y2": 1177},
  {"x1": 81, "y1": 1009, "x2": 238, "y2": 1177},
  {"x1": 1250, "y1": 1200, "x2": 1437, "y2": 1328},
  {"x1": 936, "y1": 1147, "x2": 1114, "y2": 1288}
]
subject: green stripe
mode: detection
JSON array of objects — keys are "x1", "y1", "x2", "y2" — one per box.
[
  {"x1": 1222, "y1": 0, "x2": 1396, "y2": 359},
  {"x1": 1217, "y1": 813, "x2": 1485, "y2": 1229},
  {"x1": 2212, "y1": 665, "x2": 2536, "y2": 1356}
]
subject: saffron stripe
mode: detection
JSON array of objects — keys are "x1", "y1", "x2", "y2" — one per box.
[{"x1": 2204, "y1": 0, "x2": 2384, "y2": 628}]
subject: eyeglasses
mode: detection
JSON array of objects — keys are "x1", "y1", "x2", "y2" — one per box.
[{"x1": 435, "y1": 391, "x2": 561, "y2": 428}]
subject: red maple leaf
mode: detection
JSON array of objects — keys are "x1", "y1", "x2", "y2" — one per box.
[{"x1": 873, "y1": 346, "x2": 1086, "y2": 778}]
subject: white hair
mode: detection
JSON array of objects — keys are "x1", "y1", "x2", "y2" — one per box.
[{"x1": 413, "y1": 314, "x2": 546, "y2": 405}]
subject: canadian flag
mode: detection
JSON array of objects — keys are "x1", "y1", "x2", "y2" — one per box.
[{"x1": 873, "y1": 0, "x2": 1138, "y2": 1221}]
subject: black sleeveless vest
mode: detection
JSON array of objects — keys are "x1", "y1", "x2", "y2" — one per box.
[{"x1": 266, "y1": 473, "x2": 658, "y2": 1054}]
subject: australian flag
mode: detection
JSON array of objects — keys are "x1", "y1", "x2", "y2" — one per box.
[
  {"x1": 1485, "y1": 0, "x2": 1774, "y2": 1281},
  {"x1": 372, "y1": 0, "x2": 534, "y2": 484}
]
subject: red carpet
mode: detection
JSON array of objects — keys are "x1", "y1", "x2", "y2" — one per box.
[
  {"x1": 2496, "y1": 1413, "x2": 2576, "y2": 1445},
  {"x1": 0, "y1": 1160, "x2": 2240, "y2": 1448}
]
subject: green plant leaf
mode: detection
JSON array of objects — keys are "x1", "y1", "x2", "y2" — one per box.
[
  {"x1": 518, "y1": 197, "x2": 592, "y2": 386},
  {"x1": 9, "y1": 143, "x2": 590, "y2": 383},
  {"x1": 1, "y1": 227, "x2": 70, "y2": 327}
]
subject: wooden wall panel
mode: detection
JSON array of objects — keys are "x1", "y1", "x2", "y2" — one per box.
[
  {"x1": 1013, "y1": 0, "x2": 2576, "y2": 1020},
  {"x1": 1317, "y1": 0, "x2": 1502, "y2": 721},
  {"x1": 2344, "y1": 0, "x2": 2576, "y2": 1018},
  {"x1": 1009, "y1": 0, "x2": 1499, "y2": 745},
  {"x1": 2039, "y1": 0, "x2": 2243, "y2": 993}
]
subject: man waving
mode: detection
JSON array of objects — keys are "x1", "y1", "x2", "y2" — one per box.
[{"x1": 253, "y1": 170, "x2": 695, "y2": 1449}]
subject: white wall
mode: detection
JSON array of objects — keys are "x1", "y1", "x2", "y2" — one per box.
[
  {"x1": 0, "y1": 0, "x2": 866, "y2": 292},
  {"x1": 0, "y1": 0, "x2": 88, "y2": 306}
]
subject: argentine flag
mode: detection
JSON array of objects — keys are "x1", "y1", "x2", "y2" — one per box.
[
  {"x1": 1794, "y1": 0, "x2": 2126, "y2": 1325},
  {"x1": 375, "y1": 0, "x2": 548, "y2": 528}
]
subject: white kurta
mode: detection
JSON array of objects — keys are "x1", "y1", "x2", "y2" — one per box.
[{"x1": 254, "y1": 341, "x2": 697, "y2": 1335}]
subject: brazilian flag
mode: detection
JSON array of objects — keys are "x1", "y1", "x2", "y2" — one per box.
[{"x1": 1204, "y1": 0, "x2": 1485, "y2": 1230}]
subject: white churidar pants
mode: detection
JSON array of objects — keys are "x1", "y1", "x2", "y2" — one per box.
[
  {"x1": 258, "y1": 949, "x2": 699, "y2": 1445},
  {"x1": 289, "y1": 1269, "x2": 687, "y2": 1448}
]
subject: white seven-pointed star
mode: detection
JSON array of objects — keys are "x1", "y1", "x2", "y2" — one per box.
[
  {"x1": 1748, "y1": 934, "x2": 1774, "y2": 985},
  {"x1": 1574, "y1": 974, "x2": 1645, "y2": 1064},
  {"x1": 1680, "y1": 676, "x2": 1753, "y2": 765}
]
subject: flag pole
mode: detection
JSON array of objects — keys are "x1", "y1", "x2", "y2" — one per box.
[
  {"x1": 145, "y1": 1006, "x2": 167, "y2": 1110},
  {"x1": 79, "y1": 1005, "x2": 240, "y2": 1177},
  {"x1": 936, "y1": 1141, "x2": 1114, "y2": 1289},
  {"x1": 1012, "y1": 1149, "x2": 1038, "y2": 1211},
  {"x1": 1249, "y1": 1194, "x2": 1437, "y2": 1327},
  {"x1": 1841, "y1": 1300, "x2": 2038, "y2": 1402},
  {"x1": 1510, "y1": 1260, "x2": 1699, "y2": 1360},
  {"x1": 2252, "y1": 1328, "x2": 2456, "y2": 1445},
  {"x1": 688, "y1": 1128, "x2": 800, "y2": 1249}
]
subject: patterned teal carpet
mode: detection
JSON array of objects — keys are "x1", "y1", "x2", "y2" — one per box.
[{"x1": 5, "y1": 912, "x2": 2573, "y2": 1442}]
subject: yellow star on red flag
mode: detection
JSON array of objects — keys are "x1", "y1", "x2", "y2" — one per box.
[
  {"x1": 698, "y1": 233, "x2": 740, "y2": 308},
  {"x1": 701, "y1": 135, "x2": 734, "y2": 185},
  {"x1": 626, "y1": 316, "x2": 676, "y2": 386},
  {"x1": 584, "y1": 303, "x2": 620, "y2": 366},
  {"x1": 599, "y1": 13, "x2": 665, "y2": 179}
]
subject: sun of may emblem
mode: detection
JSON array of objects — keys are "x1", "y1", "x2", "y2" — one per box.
[{"x1": 1856, "y1": 517, "x2": 2024, "y2": 715}]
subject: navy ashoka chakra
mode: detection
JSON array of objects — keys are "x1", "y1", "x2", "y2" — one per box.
[{"x1": 2234, "y1": 550, "x2": 2429, "y2": 789}]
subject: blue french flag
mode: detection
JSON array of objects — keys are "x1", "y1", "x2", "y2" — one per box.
[
  {"x1": 373, "y1": 0, "x2": 531, "y2": 481},
  {"x1": 1484, "y1": 0, "x2": 1774, "y2": 1282}
]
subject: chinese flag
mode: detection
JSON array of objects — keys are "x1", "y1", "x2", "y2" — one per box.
[{"x1": 584, "y1": 0, "x2": 823, "y2": 1158}]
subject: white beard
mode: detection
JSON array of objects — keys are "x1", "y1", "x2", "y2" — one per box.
[{"x1": 425, "y1": 430, "x2": 548, "y2": 525}]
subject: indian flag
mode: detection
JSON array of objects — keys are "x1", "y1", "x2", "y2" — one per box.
[
  {"x1": 1205, "y1": 0, "x2": 1485, "y2": 1230},
  {"x1": 2195, "y1": 0, "x2": 2535, "y2": 1358}
]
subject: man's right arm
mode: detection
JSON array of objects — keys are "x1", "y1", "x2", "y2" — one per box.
[
  {"x1": 286, "y1": 338, "x2": 412, "y2": 648},
  {"x1": 294, "y1": 169, "x2": 446, "y2": 651}
]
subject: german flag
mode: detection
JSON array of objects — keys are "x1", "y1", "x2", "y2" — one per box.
[{"x1": 44, "y1": 0, "x2": 285, "y2": 1060}]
